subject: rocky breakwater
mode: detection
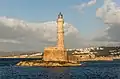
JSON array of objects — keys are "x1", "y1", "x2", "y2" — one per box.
[{"x1": 16, "y1": 60, "x2": 81, "y2": 67}]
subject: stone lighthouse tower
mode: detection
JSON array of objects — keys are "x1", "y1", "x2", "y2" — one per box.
[
  {"x1": 43, "y1": 12, "x2": 67, "y2": 62},
  {"x1": 57, "y1": 12, "x2": 64, "y2": 49}
]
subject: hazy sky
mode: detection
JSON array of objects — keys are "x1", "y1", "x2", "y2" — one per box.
[
  {"x1": 0, "y1": 0, "x2": 120, "y2": 52},
  {"x1": 0, "y1": 0, "x2": 106, "y2": 38},
  {"x1": 115, "y1": 0, "x2": 120, "y2": 5}
]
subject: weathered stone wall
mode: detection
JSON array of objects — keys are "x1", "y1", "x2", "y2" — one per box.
[
  {"x1": 43, "y1": 47, "x2": 67, "y2": 61},
  {"x1": 67, "y1": 55, "x2": 78, "y2": 63}
]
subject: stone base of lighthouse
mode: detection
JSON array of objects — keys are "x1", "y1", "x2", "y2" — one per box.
[
  {"x1": 16, "y1": 47, "x2": 81, "y2": 67},
  {"x1": 43, "y1": 47, "x2": 67, "y2": 62}
]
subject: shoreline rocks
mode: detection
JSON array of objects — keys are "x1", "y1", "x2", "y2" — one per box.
[{"x1": 16, "y1": 60, "x2": 81, "y2": 67}]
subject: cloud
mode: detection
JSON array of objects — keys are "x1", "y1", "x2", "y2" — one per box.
[
  {"x1": 88, "y1": 0, "x2": 97, "y2": 6},
  {"x1": 0, "y1": 39, "x2": 21, "y2": 44},
  {"x1": 96, "y1": 0, "x2": 120, "y2": 24},
  {"x1": 0, "y1": 16, "x2": 86, "y2": 54},
  {"x1": 94, "y1": 0, "x2": 120, "y2": 43},
  {"x1": 74, "y1": 0, "x2": 96, "y2": 12},
  {"x1": 1, "y1": 0, "x2": 120, "y2": 55}
]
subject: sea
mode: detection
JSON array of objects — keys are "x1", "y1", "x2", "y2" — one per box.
[{"x1": 0, "y1": 58, "x2": 120, "y2": 79}]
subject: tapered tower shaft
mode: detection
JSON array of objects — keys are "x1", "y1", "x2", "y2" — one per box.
[{"x1": 57, "y1": 12, "x2": 64, "y2": 49}]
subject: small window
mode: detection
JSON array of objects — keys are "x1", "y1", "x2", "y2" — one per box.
[{"x1": 80, "y1": 56, "x2": 82, "y2": 57}]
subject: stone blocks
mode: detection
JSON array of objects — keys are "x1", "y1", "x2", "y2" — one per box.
[{"x1": 43, "y1": 47, "x2": 67, "y2": 62}]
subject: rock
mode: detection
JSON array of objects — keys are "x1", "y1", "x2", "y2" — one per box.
[{"x1": 16, "y1": 60, "x2": 81, "y2": 67}]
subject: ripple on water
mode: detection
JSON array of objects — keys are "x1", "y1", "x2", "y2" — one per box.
[{"x1": 0, "y1": 60, "x2": 120, "y2": 79}]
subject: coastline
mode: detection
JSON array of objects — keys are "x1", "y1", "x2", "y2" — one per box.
[
  {"x1": 1, "y1": 56, "x2": 120, "y2": 61},
  {"x1": 0, "y1": 56, "x2": 119, "y2": 67},
  {"x1": 15, "y1": 56, "x2": 116, "y2": 67},
  {"x1": 77, "y1": 57, "x2": 113, "y2": 62}
]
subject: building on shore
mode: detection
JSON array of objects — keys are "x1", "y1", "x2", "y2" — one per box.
[{"x1": 66, "y1": 46, "x2": 120, "y2": 57}]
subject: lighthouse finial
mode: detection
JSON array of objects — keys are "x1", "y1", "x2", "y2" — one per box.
[{"x1": 58, "y1": 12, "x2": 63, "y2": 18}]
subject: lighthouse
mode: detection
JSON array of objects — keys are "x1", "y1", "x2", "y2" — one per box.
[
  {"x1": 57, "y1": 12, "x2": 64, "y2": 49},
  {"x1": 43, "y1": 12, "x2": 67, "y2": 61},
  {"x1": 16, "y1": 12, "x2": 80, "y2": 67}
]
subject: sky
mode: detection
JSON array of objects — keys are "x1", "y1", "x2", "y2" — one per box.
[
  {"x1": 0, "y1": 0, "x2": 120, "y2": 53},
  {"x1": 115, "y1": 0, "x2": 120, "y2": 5},
  {"x1": 0, "y1": 0, "x2": 105, "y2": 38}
]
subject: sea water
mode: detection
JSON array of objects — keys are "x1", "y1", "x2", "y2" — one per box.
[{"x1": 0, "y1": 58, "x2": 120, "y2": 79}]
